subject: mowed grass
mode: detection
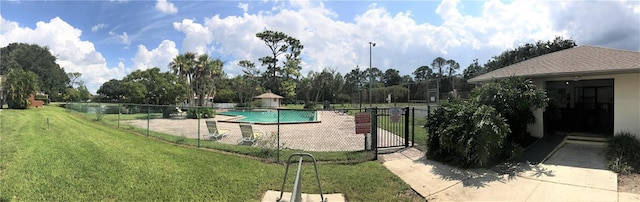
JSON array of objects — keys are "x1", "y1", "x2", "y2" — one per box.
[{"x1": 0, "y1": 107, "x2": 420, "y2": 201}]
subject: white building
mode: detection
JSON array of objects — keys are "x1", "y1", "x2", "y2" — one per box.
[
  {"x1": 254, "y1": 92, "x2": 283, "y2": 108},
  {"x1": 469, "y1": 46, "x2": 640, "y2": 139}
]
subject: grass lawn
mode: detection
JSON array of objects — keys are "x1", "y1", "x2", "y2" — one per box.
[{"x1": 0, "y1": 107, "x2": 420, "y2": 201}]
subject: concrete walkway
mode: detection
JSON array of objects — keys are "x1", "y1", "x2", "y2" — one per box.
[
  {"x1": 380, "y1": 147, "x2": 640, "y2": 201},
  {"x1": 261, "y1": 190, "x2": 345, "y2": 202}
]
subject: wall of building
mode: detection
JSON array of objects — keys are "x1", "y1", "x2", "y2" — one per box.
[
  {"x1": 529, "y1": 80, "x2": 545, "y2": 138},
  {"x1": 28, "y1": 94, "x2": 44, "y2": 108},
  {"x1": 613, "y1": 73, "x2": 640, "y2": 138},
  {"x1": 260, "y1": 98, "x2": 279, "y2": 108}
]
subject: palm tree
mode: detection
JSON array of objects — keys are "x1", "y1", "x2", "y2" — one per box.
[
  {"x1": 446, "y1": 59, "x2": 460, "y2": 92},
  {"x1": 169, "y1": 52, "x2": 197, "y2": 106},
  {"x1": 446, "y1": 59, "x2": 459, "y2": 78},
  {"x1": 192, "y1": 54, "x2": 224, "y2": 106},
  {"x1": 431, "y1": 57, "x2": 446, "y2": 79}
]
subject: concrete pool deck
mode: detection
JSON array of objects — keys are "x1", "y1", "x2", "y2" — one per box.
[{"x1": 124, "y1": 111, "x2": 407, "y2": 152}]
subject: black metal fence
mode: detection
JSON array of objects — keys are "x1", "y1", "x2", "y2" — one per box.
[{"x1": 64, "y1": 103, "x2": 383, "y2": 163}]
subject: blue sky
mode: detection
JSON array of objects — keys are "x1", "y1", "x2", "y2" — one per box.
[{"x1": 2, "y1": 0, "x2": 639, "y2": 93}]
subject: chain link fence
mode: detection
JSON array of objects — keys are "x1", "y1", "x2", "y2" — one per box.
[{"x1": 63, "y1": 103, "x2": 376, "y2": 163}]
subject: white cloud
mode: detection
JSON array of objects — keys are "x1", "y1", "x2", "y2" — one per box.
[
  {"x1": 545, "y1": 1, "x2": 640, "y2": 51},
  {"x1": 0, "y1": 15, "x2": 20, "y2": 33},
  {"x1": 170, "y1": 0, "x2": 637, "y2": 78},
  {"x1": 155, "y1": 0, "x2": 178, "y2": 15},
  {"x1": 109, "y1": 31, "x2": 131, "y2": 47},
  {"x1": 91, "y1": 23, "x2": 107, "y2": 32},
  {"x1": 0, "y1": 16, "x2": 125, "y2": 94},
  {"x1": 172, "y1": 19, "x2": 213, "y2": 54},
  {"x1": 132, "y1": 39, "x2": 179, "y2": 71},
  {"x1": 238, "y1": 3, "x2": 249, "y2": 13}
]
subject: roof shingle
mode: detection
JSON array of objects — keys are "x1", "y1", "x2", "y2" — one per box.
[{"x1": 468, "y1": 46, "x2": 640, "y2": 83}]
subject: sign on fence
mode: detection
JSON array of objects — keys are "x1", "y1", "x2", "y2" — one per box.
[
  {"x1": 390, "y1": 107, "x2": 402, "y2": 123},
  {"x1": 355, "y1": 112, "x2": 371, "y2": 134}
]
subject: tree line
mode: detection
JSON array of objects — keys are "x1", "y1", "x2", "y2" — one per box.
[
  {"x1": 1, "y1": 35, "x2": 575, "y2": 109},
  {"x1": 1, "y1": 43, "x2": 89, "y2": 108}
]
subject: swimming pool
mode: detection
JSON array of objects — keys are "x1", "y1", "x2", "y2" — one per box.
[{"x1": 218, "y1": 110, "x2": 318, "y2": 124}]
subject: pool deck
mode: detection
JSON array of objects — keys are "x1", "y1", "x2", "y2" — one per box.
[{"x1": 124, "y1": 111, "x2": 407, "y2": 152}]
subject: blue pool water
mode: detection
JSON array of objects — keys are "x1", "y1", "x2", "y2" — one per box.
[{"x1": 218, "y1": 110, "x2": 317, "y2": 123}]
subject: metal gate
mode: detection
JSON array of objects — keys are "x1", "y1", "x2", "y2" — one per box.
[{"x1": 370, "y1": 107, "x2": 414, "y2": 151}]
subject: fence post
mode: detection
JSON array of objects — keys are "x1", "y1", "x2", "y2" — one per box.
[
  {"x1": 370, "y1": 108, "x2": 378, "y2": 160},
  {"x1": 404, "y1": 107, "x2": 410, "y2": 147},
  {"x1": 197, "y1": 106, "x2": 201, "y2": 148},
  {"x1": 146, "y1": 104, "x2": 150, "y2": 137},
  {"x1": 277, "y1": 109, "x2": 281, "y2": 163},
  {"x1": 117, "y1": 104, "x2": 121, "y2": 128},
  {"x1": 411, "y1": 107, "x2": 415, "y2": 147}
]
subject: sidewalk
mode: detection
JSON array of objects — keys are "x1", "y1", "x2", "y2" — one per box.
[{"x1": 380, "y1": 148, "x2": 640, "y2": 201}]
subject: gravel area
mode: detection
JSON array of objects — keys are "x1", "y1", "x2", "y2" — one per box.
[{"x1": 619, "y1": 173, "x2": 640, "y2": 194}]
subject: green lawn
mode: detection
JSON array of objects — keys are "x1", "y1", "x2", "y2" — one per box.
[{"x1": 0, "y1": 107, "x2": 421, "y2": 201}]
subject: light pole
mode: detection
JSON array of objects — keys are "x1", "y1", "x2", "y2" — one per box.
[{"x1": 369, "y1": 41, "x2": 375, "y2": 107}]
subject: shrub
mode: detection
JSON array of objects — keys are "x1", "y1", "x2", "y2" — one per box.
[
  {"x1": 471, "y1": 77, "x2": 548, "y2": 147},
  {"x1": 426, "y1": 100, "x2": 510, "y2": 167},
  {"x1": 175, "y1": 136, "x2": 186, "y2": 144},
  {"x1": 303, "y1": 102, "x2": 318, "y2": 109},
  {"x1": 254, "y1": 132, "x2": 283, "y2": 161},
  {"x1": 94, "y1": 107, "x2": 105, "y2": 121},
  {"x1": 186, "y1": 107, "x2": 216, "y2": 119},
  {"x1": 607, "y1": 132, "x2": 640, "y2": 174}
]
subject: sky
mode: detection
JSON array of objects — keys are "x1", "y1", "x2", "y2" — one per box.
[{"x1": 1, "y1": 0, "x2": 639, "y2": 94}]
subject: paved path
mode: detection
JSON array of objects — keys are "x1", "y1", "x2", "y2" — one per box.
[
  {"x1": 380, "y1": 147, "x2": 640, "y2": 201},
  {"x1": 261, "y1": 190, "x2": 345, "y2": 202}
]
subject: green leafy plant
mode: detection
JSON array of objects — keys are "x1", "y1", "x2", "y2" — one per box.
[
  {"x1": 175, "y1": 136, "x2": 186, "y2": 144},
  {"x1": 607, "y1": 132, "x2": 640, "y2": 174},
  {"x1": 425, "y1": 77, "x2": 547, "y2": 167},
  {"x1": 608, "y1": 156, "x2": 634, "y2": 174},
  {"x1": 426, "y1": 100, "x2": 510, "y2": 167},
  {"x1": 303, "y1": 102, "x2": 318, "y2": 109},
  {"x1": 4, "y1": 68, "x2": 39, "y2": 109},
  {"x1": 186, "y1": 107, "x2": 215, "y2": 119},
  {"x1": 471, "y1": 77, "x2": 548, "y2": 147},
  {"x1": 94, "y1": 107, "x2": 105, "y2": 121},
  {"x1": 254, "y1": 132, "x2": 284, "y2": 161}
]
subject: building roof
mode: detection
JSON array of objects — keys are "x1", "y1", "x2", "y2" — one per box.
[
  {"x1": 468, "y1": 46, "x2": 640, "y2": 83},
  {"x1": 254, "y1": 92, "x2": 283, "y2": 99}
]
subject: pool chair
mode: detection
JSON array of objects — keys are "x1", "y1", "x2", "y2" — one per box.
[
  {"x1": 205, "y1": 121, "x2": 229, "y2": 141},
  {"x1": 238, "y1": 124, "x2": 265, "y2": 145}
]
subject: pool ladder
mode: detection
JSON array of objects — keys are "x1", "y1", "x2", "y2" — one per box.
[{"x1": 277, "y1": 153, "x2": 326, "y2": 202}]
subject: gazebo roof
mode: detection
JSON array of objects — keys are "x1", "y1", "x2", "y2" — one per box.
[{"x1": 254, "y1": 92, "x2": 283, "y2": 99}]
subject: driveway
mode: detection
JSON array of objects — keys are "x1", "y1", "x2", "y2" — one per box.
[{"x1": 381, "y1": 145, "x2": 640, "y2": 201}]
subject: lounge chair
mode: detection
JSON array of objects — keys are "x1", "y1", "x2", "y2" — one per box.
[
  {"x1": 205, "y1": 121, "x2": 229, "y2": 140},
  {"x1": 238, "y1": 124, "x2": 265, "y2": 145},
  {"x1": 176, "y1": 107, "x2": 185, "y2": 116},
  {"x1": 171, "y1": 107, "x2": 185, "y2": 117}
]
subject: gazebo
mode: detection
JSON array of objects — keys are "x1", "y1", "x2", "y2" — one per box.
[{"x1": 254, "y1": 91, "x2": 284, "y2": 108}]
